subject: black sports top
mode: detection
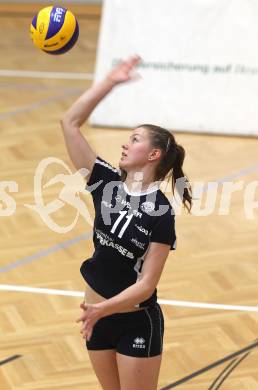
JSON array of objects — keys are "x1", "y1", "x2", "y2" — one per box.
[{"x1": 80, "y1": 156, "x2": 176, "y2": 308}]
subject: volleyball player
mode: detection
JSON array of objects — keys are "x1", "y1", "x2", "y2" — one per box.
[{"x1": 61, "y1": 55, "x2": 192, "y2": 390}]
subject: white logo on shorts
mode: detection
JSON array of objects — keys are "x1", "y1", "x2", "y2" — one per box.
[{"x1": 133, "y1": 337, "x2": 146, "y2": 349}]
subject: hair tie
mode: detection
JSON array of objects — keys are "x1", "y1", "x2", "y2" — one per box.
[{"x1": 165, "y1": 137, "x2": 171, "y2": 152}]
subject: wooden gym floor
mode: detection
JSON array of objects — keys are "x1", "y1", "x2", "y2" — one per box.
[{"x1": 0, "y1": 3, "x2": 257, "y2": 389}]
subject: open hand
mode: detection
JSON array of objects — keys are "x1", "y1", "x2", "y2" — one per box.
[
  {"x1": 76, "y1": 302, "x2": 103, "y2": 341},
  {"x1": 106, "y1": 54, "x2": 141, "y2": 85}
]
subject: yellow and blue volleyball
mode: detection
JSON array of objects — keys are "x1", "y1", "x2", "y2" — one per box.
[{"x1": 30, "y1": 6, "x2": 79, "y2": 55}]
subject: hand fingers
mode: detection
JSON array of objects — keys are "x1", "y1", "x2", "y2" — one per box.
[
  {"x1": 76, "y1": 304, "x2": 96, "y2": 341},
  {"x1": 127, "y1": 54, "x2": 141, "y2": 68},
  {"x1": 81, "y1": 323, "x2": 92, "y2": 341},
  {"x1": 84, "y1": 325, "x2": 92, "y2": 341},
  {"x1": 87, "y1": 330, "x2": 92, "y2": 341},
  {"x1": 79, "y1": 318, "x2": 93, "y2": 338},
  {"x1": 80, "y1": 320, "x2": 88, "y2": 333},
  {"x1": 76, "y1": 314, "x2": 87, "y2": 323},
  {"x1": 120, "y1": 55, "x2": 141, "y2": 72},
  {"x1": 76, "y1": 305, "x2": 90, "y2": 322},
  {"x1": 130, "y1": 54, "x2": 141, "y2": 64},
  {"x1": 129, "y1": 71, "x2": 141, "y2": 82},
  {"x1": 81, "y1": 319, "x2": 88, "y2": 327}
]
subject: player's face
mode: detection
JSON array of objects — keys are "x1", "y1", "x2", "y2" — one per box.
[{"x1": 119, "y1": 127, "x2": 153, "y2": 171}]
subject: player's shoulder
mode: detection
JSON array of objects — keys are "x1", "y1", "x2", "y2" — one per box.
[
  {"x1": 156, "y1": 188, "x2": 175, "y2": 215},
  {"x1": 86, "y1": 155, "x2": 121, "y2": 191},
  {"x1": 156, "y1": 188, "x2": 172, "y2": 205},
  {"x1": 95, "y1": 156, "x2": 121, "y2": 175}
]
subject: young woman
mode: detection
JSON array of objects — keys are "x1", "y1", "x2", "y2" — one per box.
[{"x1": 61, "y1": 55, "x2": 192, "y2": 390}]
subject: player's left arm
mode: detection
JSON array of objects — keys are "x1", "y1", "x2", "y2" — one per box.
[
  {"x1": 137, "y1": 242, "x2": 171, "y2": 291},
  {"x1": 77, "y1": 242, "x2": 170, "y2": 340},
  {"x1": 106, "y1": 242, "x2": 170, "y2": 316},
  {"x1": 98, "y1": 242, "x2": 170, "y2": 315}
]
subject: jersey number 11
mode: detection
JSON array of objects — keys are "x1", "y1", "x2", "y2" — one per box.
[{"x1": 110, "y1": 211, "x2": 133, "y2": 238}]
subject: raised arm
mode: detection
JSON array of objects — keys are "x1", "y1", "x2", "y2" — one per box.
[{"x1": 60, "y1": 55, "x2": 141, "y2": 175}]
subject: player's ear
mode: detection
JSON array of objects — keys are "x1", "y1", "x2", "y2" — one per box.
[{"x1": 148, "y1": 149, "x2": 162, "y2": 161}]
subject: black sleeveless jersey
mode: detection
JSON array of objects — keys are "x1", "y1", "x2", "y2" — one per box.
[{"x1": 80, "y1": 156, "x2": 176, "y2": 308}]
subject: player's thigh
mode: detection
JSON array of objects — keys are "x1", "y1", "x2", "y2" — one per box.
[
  {"x1": 88, "y1": 349, "x2": 121, "y2": 390},
  {"x1": 116, "y1": 352, "x2": 162, "y2": 390}
]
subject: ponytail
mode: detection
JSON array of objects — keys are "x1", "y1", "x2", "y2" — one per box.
[
  {"x1": 172, "y1": 144, "x2": 192, "y2": 213},
  {"x1": 141, "y1": 124, "x2": 192, "y2": 213}
]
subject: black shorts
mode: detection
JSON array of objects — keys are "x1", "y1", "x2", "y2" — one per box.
[{"x1": 86, "y1": 303, "x2": 164, "y2": 358}]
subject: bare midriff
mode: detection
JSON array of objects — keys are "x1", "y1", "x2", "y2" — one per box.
[{"x1": 84, "y1": 282, "x2": 146, "y2": 313}]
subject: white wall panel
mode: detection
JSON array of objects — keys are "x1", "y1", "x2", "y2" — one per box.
[{"x1": 91, "y1": 0, "x2": 258, "y2": 136}]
